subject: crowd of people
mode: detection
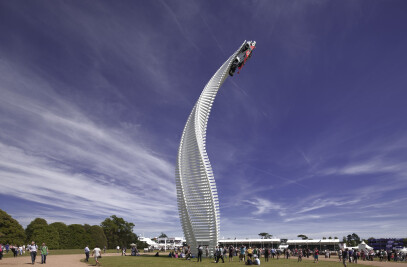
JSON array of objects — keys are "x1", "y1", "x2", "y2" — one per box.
[
  {"x1": 2, "y1": 241, "x2": 406, "y2": 265},
  {"x1": 0, "y1": 241, "x2": 48, "y2": 264},
  {"x1": 162, "y1": 244, "x2": 407, "y2": 265},
  {"x1": 339, "y1": 248, "x2": 407, "y2": 266}
]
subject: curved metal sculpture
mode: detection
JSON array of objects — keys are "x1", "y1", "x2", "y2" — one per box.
[{"x1": 176, "y1": 41, "x2": 254, "y2": 255}]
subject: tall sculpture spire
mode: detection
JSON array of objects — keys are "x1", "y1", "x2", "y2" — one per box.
[{"x1": 176, "y1": 41, "x2": 255, "y2": 255}]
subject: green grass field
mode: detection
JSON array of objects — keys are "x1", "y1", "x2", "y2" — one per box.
[{"x1": 82, "y1": 255, "x2": 378, "y2": 267}]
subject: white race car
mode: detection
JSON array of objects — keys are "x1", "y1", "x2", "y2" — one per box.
[{"x1": 229, "y1": 40, "x2": 256, "y2": 76}]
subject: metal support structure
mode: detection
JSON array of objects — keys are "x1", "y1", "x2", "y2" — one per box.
[{"x1": 175, "y1": 41, "x2": 248, "y2": 256}]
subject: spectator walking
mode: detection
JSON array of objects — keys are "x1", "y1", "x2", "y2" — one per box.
[
  {"x1": 215, "y1": 246, "x2": 224, "y2": 263},
  {"x1": 314, "y1": 248, "x2": 319, "y2": 263},
  {"x1": 298, "y1": 249, "x2": 303, "y2": 262},
  {"x1": 40, "y1": 243, "x2": 48, "y2": 264},
  {"x1": 342, "y1": 249, "x2": 348, "y2": 267},
  {"x1": 0, "y1": 244, "x2": 3, "y2": 260},
  {"x1": 84, "y1": 245, "x2": 90, "y2": 262},
  {"x1": 29, "y1": 241, "x2": 37, "y2": 265},
  {"x1": 92, "y1": 245, "x2": 101, "y2": 266},
  {"x1": 205, "y1": 246, "x2": 209, "y2": 258}
]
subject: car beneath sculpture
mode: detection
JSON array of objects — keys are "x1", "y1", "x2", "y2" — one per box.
[{"x1": 229, "y1": 40, "x2": 256, "y2": 76}]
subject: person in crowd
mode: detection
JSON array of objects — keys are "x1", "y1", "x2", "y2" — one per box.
[
  {"x1": 197, "y1": 244, "x2": 203, "y2": 262},
  {"x1": 339, "y1": 249, "x2": 342, "y2": 261},
  {"x1": 240, "y1": 245, "x2": 246, "y2": 262},
  {"x1": 205, "y1": 246, "x2": 209, "y2": 258},
  {"x1": 247, "y1": 247, "x2": 253, "y2": 260},
  {"x1": 0, "y1": 244, "x2": 3, "y2": 260},
  {"x1": 29, "y1": 241, "x2": 38, "y2": 265},
  {"x1": 11, "y1": 245, "x2": 18, "y2": 257},
  {"x1": 342, "y1": 248, "x2": 348, "y2": 267},
  {"x1": 264, "y1": 247, "x2": 270, "y2": 262},
  {"x1": 253, "y1": 254, "x2": 261, "y2": 265},
  {"x1": 40, "y1": 243, "x2": 48, "y2": 264},
  {"x1": 215, "y1": 246, "x2": 224, "y2": 263},
  {"x1": 298, "y1": 248, "x2": 303, "y2": 262},
  {"x1": 314, "y1": 248, "x2": 319, "y2": 263},
  {"x1": 84, "y1": 245, "x2": 90, "y2": 262},
  {"x1": 185, "y1": 246, "x2": 191, "y2": 260},
  {"x1": 353, "y1": 249, "x2": 358, "y2": 263},
  {"x1": 229, "y1": 245, "x2": 234, "y2": 262},
  {"x1": 103, "y1": 246, "x2": 106, "y2": 254},
  {"x1": 92, "y1": 245, "x2": 101, "y2": 266}
]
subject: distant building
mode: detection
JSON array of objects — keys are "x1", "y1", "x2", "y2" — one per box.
[{"x1": 219, "y1": 238, "x2": 340, "y2": 251}]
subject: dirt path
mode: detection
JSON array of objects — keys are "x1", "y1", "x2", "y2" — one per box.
[
  {"x1": 0, "y1": 253, "x2": 118, "y2": 267},
  {"x1": 1, "y1": 253, "x2": 405, "y2": 267}
]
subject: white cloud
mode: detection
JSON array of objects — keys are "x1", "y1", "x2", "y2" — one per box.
[{"x1": 0, "y1": 56, "x2": 179, "y2": 231}]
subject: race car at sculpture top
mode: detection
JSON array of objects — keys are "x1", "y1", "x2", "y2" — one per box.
[{"x1": 229, "y1": 40, "x2": 256, "y2": 76}]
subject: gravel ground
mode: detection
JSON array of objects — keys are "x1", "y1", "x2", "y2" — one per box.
[
  {"x1": 1, "y1": 253, "x2": 405, "y2": 267},
  {"x1": 0, "y1": 253, "x2": 118, "y2": 267}
]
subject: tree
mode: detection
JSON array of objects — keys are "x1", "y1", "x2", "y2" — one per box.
[
  {"x1": 49, "y1": 222, "x2": 70, "y2": 249},
  {"x1": 159, "y1": 232, "x2": 168, "y2": 238},
  {"x1": 322, "y1": 237, "x2": 327, "y2": 239},
  {"x1": 258, "y1": 233, "x2": 269, "y2": 239},
  {"x1": 66, "y1": 224, "x2": 87, "y2": 249},
  {"x1": 31, "y1": 225, "x2": 60, "y2": 249},
  {"x1": 328, "y1": 237, "x2": 332, "y2": 239},
  {"x1": 0, "y1": 209, "x2": 26, "y2": 245},
  {"x1": 86, "y1": 225, "x2": 107, "y2": 249},
  {"x1": 101, "y1": 215, "x2": 137, "y2": 249},
  {"x1": 334, "y1": 237, "x2": 338, "y2": 239},
  {"x1": 297, "y1": 234, "x2": 308, "y2": 240},
  {"x1": 346, "y1": 233, "x2": 360, "y2": 247},
  {"x1": 26, "y1": 218, "x2": 48, "y2": 242}
]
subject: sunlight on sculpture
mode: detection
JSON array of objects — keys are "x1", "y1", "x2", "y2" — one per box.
[{"x1": 175, "y1": 41, "x2": 256, "y2": 256}]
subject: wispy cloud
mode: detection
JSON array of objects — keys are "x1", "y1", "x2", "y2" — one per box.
[
  {"x1": 0, "y1": 55, "x2": 178, "y2": 231},
  {"x1": 243, "y1": 198, "x2": 285, "y2": 216}
]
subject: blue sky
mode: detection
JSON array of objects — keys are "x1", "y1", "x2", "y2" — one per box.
[{"x1": 1, "y1": 1, "x2": 406, "y2": 240}]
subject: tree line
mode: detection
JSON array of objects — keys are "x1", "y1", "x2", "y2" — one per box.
[{"x1": 0, "y1": 209, "x2": 147, "y2": 250}]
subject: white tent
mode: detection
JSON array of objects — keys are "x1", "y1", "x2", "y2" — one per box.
[
  {"x1": 400, "y1": 247, "x2": 407, "y2": 253},
  {"x1": 358, "y1": 241, "x2": 373, "y2": 251}
]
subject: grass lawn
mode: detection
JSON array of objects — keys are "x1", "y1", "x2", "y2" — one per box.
[{"x1": 82, "y1": 255, "x2": 378, "y2": 267}]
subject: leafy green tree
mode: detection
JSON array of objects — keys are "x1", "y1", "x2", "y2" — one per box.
[
  {"x1": 26, "y1": 218, "x2": 48, "y2": 242},
  {"x1": 258, "y1": 233, "x2": 272, "y2": 239},
  {"x1": 49, "y1": 222, "x2": 70, "y2": 249},
  {"x1": 334, "y1": 237, "x2": 338, "y2": 239},
  {"x1": 67, "y1": 224, "x2": 87, "y2": 248},
  {"x1": 86, "y1": 225, "x2": 107, "y2": 248},
  {"x1": 101, "y1": 215, "x2": 137, "y2": 249},
  {"x1": 159, "y1": 232, "x2": 168, "y2": 238},
  {"x1": 31, "y1": 225, "x2": 60, "y2": 249},
  {"x1": 297, "y1": 234, "x2": 308, "y2": 240},
  {"x1": 346, "y1": 233, "x2": 360, "y2": 247},
  {"x1": 0, "y1": 209, "x2": 26, "y2": 245},
  {"x1": 322, "y1": 237, "x2": 327, "y2": 239}
]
